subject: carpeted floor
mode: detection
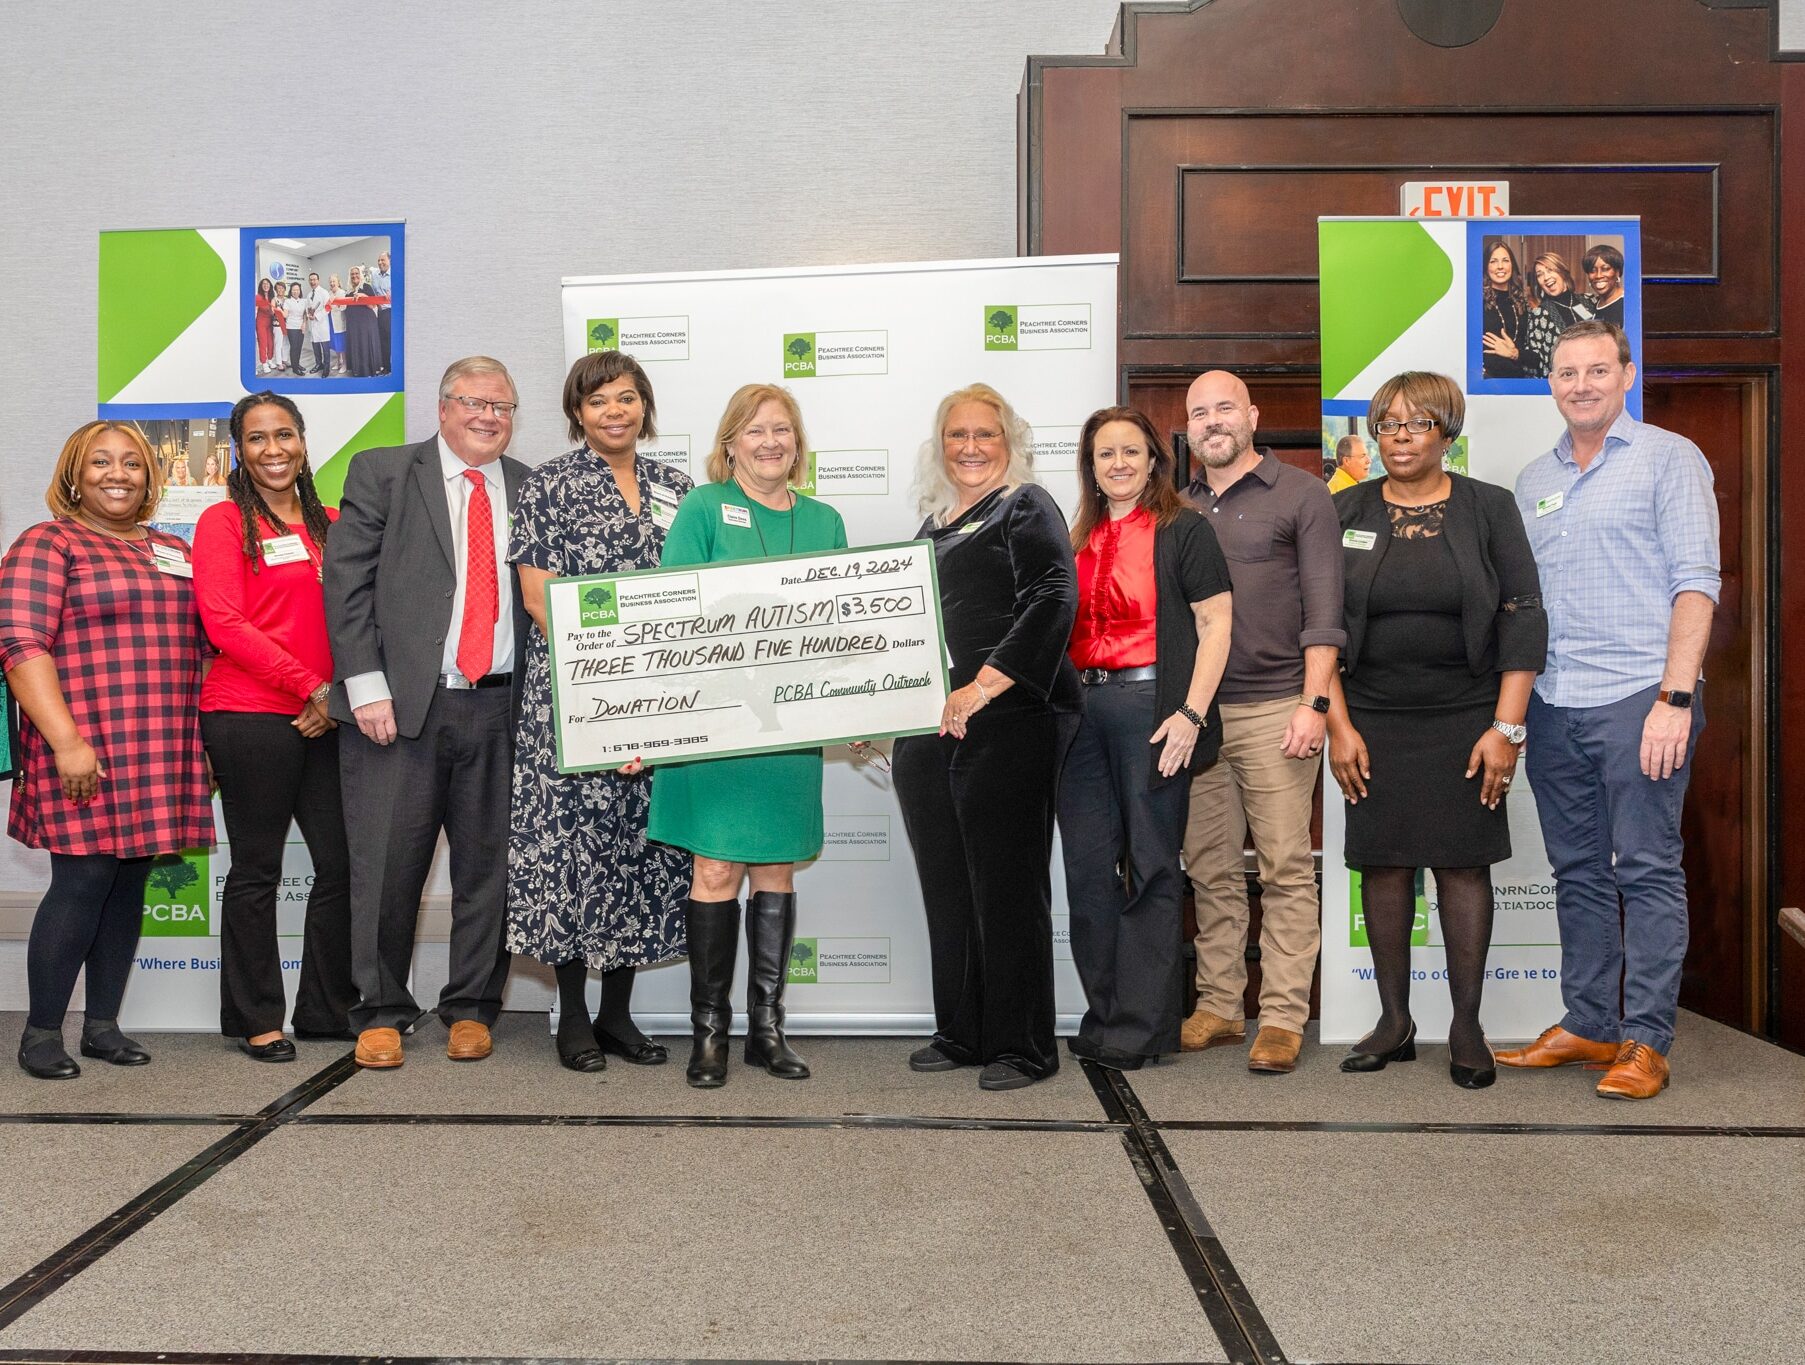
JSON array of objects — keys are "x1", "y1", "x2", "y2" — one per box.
[{"x1": 0, "y1": 1006, "x2": 1797, "y2": 1364}]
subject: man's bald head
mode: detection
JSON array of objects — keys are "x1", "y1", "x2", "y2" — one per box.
[{"x1": 1186, "y1": 370, "x2": 1259, "y2": 470}]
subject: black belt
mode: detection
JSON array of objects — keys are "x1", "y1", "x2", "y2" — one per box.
[
  {"x1": 439, "y1": 671, "x2": 514, "y2": 690},
  {"x1": 1079, "y1": 664, "x2": 1157, "y2": 685}
]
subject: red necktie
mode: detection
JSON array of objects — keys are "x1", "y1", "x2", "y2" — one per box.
[{"x1": 457, "y1": 469, "x2": 498, "y2": 684}]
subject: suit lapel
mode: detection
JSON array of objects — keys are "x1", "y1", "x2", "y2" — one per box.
[{"x1": 412, "y1": 439, "x2": 456, "y2": 571}]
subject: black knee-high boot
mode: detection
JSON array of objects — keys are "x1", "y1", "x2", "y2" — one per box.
[
  {"x1": 744, "y1": 891, "x2": 809, "y2": 1079},
  {"x1": 686, "y1": 898, "x2": 739, "y2": 1088}
]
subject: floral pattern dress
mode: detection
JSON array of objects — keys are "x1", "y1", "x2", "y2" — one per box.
[{"x1": 504, "y1": 448, "x2": 694, "y2": 970}]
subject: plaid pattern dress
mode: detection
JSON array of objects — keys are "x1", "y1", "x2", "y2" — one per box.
[{"x1": 0, "y1": 519, "x2": 213, "y2": 856}]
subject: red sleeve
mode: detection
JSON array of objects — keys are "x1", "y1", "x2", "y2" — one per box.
[
  {"x1": 0, "y1": 522, "x2": 70, "y2": 671},
  {"x1": 192, "y1": 504, "x2": 326, "y2": 702}
]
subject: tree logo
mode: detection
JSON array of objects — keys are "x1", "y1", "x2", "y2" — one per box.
[
  {"x1": 984, "y1": 304, "x2": 1018, "y2": 351},
  {"x1": 782, "y1": 333, "x2": 816, "y2": 378},
  {"x1": 142, "y1": 850, "x2": 211, "y2": 937},
  {"x1": 578, "y1": 580, "x2": 619, "y2": 628},
  {"x1": 586, "y1": 318, "x2": 619, "y2": 354},
  {"x1": 786, "y1": 937, "x2": 818, "y2": 985}
]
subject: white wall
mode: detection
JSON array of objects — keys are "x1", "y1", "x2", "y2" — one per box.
[{"x1": 0, "y1": 0, "x2": 1122, "y2": 897}]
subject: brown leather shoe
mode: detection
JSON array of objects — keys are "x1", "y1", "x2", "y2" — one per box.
[
  {"x1": 446, "y1": 1020, "x2": 493, "y2": 1061},
  {"x1": 1493, "y1": 1025, "x2": 1618, "y2": 1069},
  {"x1": 1180, "y1": 1006, "x2": 1246, "y2": 1052},
  {"x1": 353, "y1": 1027, "x2": 403, "y2": 1069},
  {"x1": 1595, "y1": 1041, "x2": 1670, "y2": 1100},
  {"x1": 1246, "y1": 1026, "x2": 1303, "y2": 1074}
]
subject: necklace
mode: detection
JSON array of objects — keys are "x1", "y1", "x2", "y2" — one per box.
[{"x1": 732, "y1": 476, "x2": 796, "y2": 557}]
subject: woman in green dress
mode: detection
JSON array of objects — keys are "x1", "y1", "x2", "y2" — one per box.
[{"x1": 646, "y1": 383, "x2": 847, "y2": 1088}]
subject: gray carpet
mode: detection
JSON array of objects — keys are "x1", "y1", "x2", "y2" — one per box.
[
  {"x1": 0, "y1": 1124, "x2": 1213, "y2": 1362},
  {"x1": 1132, "y1": 1009, "x2": 1805, "y2": 1129},
  {"x1": 311, "y1": 1011, "x2": 1111, "y2": 1122},
  {"x1": 0, "y1": 1125, "x2": 221, "y2": 1282},
  {"x1": 0, "y1": 1011, "x2": 350, "y2": 1117},
  {"x1": 1166, "y1": 1129, "x2": 1805, "y2": 1365}
]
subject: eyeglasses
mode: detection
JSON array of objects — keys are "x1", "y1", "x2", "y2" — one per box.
[
  {"x1": 1373, "y1": 417, "x2": 1437, "y2": 436},
  {"x1": 945, "y1": 428, "x2": 1003, "y2": 447},
  {"x1": 446, "y1": 395, "x2": 519, "y2": 417}
]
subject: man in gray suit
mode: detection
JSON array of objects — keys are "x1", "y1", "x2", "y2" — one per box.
[{"x1": 324, "y1": 356, "x2": 530, "y2": 1068}]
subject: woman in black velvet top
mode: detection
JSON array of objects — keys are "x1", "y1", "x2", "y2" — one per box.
[{"x1": 892, "y1": 382, "x2": 1080, "y2": 1091}]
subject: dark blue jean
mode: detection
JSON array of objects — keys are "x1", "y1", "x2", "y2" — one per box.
[{"x1": 1525, "y1": 683, "x2": 1703, "y2": 1054}]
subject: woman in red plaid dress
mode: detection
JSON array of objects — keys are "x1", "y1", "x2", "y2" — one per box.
[{"x1": 0, "y1": 421, "x2": 212, "y2": 1079}]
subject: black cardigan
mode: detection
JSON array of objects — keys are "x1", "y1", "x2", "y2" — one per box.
[
  {"x1": 1333, "y1": 472, "x2": 1547, "y2": 680},
  {"x1": 1148, "y1": 508, "x2": 1232, "y2": 787}
]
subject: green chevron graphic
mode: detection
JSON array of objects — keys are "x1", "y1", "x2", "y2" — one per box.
[
  {"x1": 98, "y1": 230, "x2": 227, "y2": 402},
  {"x1": 311, "y1": 393, "x2": 406, "y2": 507},
  {"x1": 1319, "y1": 221, "x2": 1452, "y2": 398}
]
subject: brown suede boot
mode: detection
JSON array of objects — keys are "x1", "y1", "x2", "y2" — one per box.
[{"x1": 1180, "y1": 1006, "x2": 1247, "y2": 1052}]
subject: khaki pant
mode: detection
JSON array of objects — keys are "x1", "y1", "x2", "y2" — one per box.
[{"x1": 1182, "y1": 694, "x2": 1321, "y2": 1032}]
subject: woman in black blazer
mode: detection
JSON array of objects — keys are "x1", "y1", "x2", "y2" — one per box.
[
  {"x1": 1325, "y1": 372, "x2": 1546, "y2": 1089},
  {"x1": 1056, "y1": 406, "x2": 1231, "y2": 1071},
  {"x1": 892, "y1": 383, "x2": 1080, "y2": 1092}
]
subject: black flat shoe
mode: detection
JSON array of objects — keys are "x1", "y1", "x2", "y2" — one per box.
[
  {"x1": 239, "y1": 1037, "x2": 296, "y2": 1063},
  {"x1": 909, "y1": 1042, "x2": 965, "y2": 1073},
  {"x1": 1450, "y1": 1061, "x2": 1497, "y2": 1089},
  {"x1": 1067, "y1": 1035, "x2": 1147, "y2": 1071},
  {"x1": 594, "y1": 1028, "x2": 668, "y2": 1066},
  {"x1": 556, "y1": 1041, "x2": 608, "y2": 1073},
  {"x1": 18, "y1": 1032, "x2": 79, "y2": 1081},
  {"x1": 1340, "y1": 1021, "x2": 1417, "y2": 1073},
  {"x1": 79, "y1": 1037, "x2": 151, "y2": 1066},
  {"x1": 978, "y1": 1061, "x2": 1039, "y2": 1091}
]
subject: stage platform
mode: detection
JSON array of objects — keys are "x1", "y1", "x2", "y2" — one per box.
[{"x1": 0, "y1": 1008, "x2": 1798, "y2": 1365}]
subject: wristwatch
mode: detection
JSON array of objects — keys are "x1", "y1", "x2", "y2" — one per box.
[
  {"x1": 1657, "y1": 688, "x2": 1694, "y2": 709},
  {"x1": 1492, "y1": 719, "x2": 1527, "y2": 746},
  {"x1": 1304, "y1": 695, "x2": 1331, "y2": 714}
]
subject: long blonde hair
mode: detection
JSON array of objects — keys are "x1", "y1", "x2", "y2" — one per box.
[
  {"x1": 703, "y1": 383, "x2": 810, "y2": 487},
  {"x1": 913, "y1": 383, "x2": 1036, "y2": 524}
]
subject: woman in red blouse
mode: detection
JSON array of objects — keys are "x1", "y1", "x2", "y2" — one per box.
[
  {"x1": 1057, "y1": 406, "x2": 1233, "y2": 1070},
  {"x1": 254, "y1": 278, "x2": 277, "y2": 376},
  {"x1": 0, "y1": 421, "x2": 212, "y2": 1080},
  {"x1": 192, "y1": 392, "x2": 353, "y2": 1061}
]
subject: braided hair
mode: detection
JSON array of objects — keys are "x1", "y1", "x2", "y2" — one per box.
[{"x1": 227, "y1": 392, "x2": 332, "y2": 570}]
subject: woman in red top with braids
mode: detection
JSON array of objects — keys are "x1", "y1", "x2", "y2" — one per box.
[
  {"x1": 1, "y1": 421, "x2": 212, "y2": 1080},
  {"x1": 191, "y1": 392, "x2": 354, "y2": 1061},
  {"x1": 1056, "y1": 406, "x2": 1233, "y2": 1071}
]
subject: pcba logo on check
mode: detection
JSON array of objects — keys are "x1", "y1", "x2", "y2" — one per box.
[{"x1": 579, "y1": 581, "x2": 619, "y2": 627}]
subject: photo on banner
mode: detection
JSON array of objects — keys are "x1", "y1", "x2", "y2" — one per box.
[
  {"x1": 242, "y1": 222, "x2": 403, "y2": 395},
  {"x1": 1316, "y1": 214, "x2": 1642, "y2": 1045},
  {"x1": 96, "y1": 404, "x2": 236, "y2": 544}
]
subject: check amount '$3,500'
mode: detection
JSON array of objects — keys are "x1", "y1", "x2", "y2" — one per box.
[{"x1": 544, "y1": 541, "x2": 950, "y2": 772}]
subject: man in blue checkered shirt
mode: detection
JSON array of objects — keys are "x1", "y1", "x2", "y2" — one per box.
[{"x1": 1496, "y1": 321, "x2": 1719, "y2": 1100}]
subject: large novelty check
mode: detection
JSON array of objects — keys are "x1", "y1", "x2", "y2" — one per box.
[{"x1": 545, "y1": 542, "x2": 949, "y2": 772}]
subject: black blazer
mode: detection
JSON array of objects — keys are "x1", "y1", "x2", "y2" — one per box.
[
  {"x1": 323, "y1": 436, "x2": 531, "y2": 739},
  {"x1": 1333, "y1": 472, "x2": 1546, "y2": 680},
  {"x1": 1149, "y1": 508, "x2": 1232, "y2": 786}
]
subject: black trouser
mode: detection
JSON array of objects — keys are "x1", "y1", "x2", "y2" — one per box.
[
  {"x1": 27, "y1": 853, "x2": 151, "y2": 1029},
  {"x1": 1056, "y1": 680, "x2": 1189, "y2": 1056},
  {"x1": 893, "y1": 707, "x2": 1078, "y2": 1078},
  {"x1": 310, "y1": 339, "x2": 330, "y2": 377},
  {"x1": 286, "y1": 329, "x2": 304, "y2": 372},
  {"x1": 202, "y1": 710, "x2": 355, "y2": 1037},
  {"x1": 339, "y1": 685, "x2": 512, "y2": 1031},
  {"x1": 377, "y1": 309, "x2": 391, "y2": 372}
]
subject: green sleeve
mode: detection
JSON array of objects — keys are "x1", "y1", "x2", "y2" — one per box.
[{"x1": 658, "y1": 488, "x2": 714, "y2": 568}]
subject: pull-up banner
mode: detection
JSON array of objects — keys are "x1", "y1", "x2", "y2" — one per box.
[{"x1": 1316, "y1": 216, "x2": 1642, "y2": 1044}]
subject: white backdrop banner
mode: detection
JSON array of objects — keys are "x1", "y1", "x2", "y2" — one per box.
[
  {"x1": 1315, "y1": 216, "x2": 1642, "y2": 1044},
  {"x1": 561, "y1": 254, "x2": 1118, "y2": 1029}
]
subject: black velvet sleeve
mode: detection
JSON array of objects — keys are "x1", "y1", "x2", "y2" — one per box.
[
  {"x1": 987, "y1": 485, "x2": 1079, "y2": 700},
  {"x1": 1482, "y1": 483, "x2": 1548, "y2": 674}
]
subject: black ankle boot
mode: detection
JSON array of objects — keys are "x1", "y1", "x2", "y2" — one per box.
[
  {"x1": 685, "y1": 898, "x2": 740, "y2": 1088},
  {"x1": 80, "y1": 1017, "x2": 150, "y2": 1066},
  {"x1": 744, "y1": 891, "x2": 809, "y2": 1079},
  {"x1": 18, "y1": 1025, "x2": 79, "y2": 1080}
]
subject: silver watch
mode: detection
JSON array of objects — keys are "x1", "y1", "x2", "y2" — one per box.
[{"x1": 1492, "y1": 719, "x2": 1527, "y2": 746}]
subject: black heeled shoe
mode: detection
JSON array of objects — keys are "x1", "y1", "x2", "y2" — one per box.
[
  {"x1": 594, "y1": 1027, "x2": 668, "y2": 1066},
  {"x1": 1339, "y1": 1020, "x2": 1417, "y2": 1073}
]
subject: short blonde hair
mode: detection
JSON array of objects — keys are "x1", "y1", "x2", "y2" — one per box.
[
  {"x1": 439, "y1": 355, "x2": 518, "y2": 402},
  {"x1": 46, "y1": 421, "x2": 162, "y2": 521},
  {"x1": 703, "y1": 384, "x2": 810, "y2": 487},
  {"x1": 914, "y1": 383, "x2": 1036, "y2": 524},
  {"x1": 1366, "y1": 371, "x2": 1466, "y2": 442}
]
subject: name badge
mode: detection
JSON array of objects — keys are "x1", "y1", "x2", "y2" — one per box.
[
  {"x1": 650, "y1": 500, "x2": 676, "y2": 532},
  {"x1": 150, "y1": 543, "x2": 193, "y2": 578},
  {"x1": 1342, "y1": 529, "x2": 1377, "y2": 552},
  {"x1": 722, "y1": 504, "x2": 752, "y2": 528},
  {"x1": 1535, "y1": 492, "x2": 1565, "y2": 518},
  {"x1": 260, "y1": 534, "x2": 309, "y2": 566},
  {"x1": 958, "y1": 520, "x2": 985, "y2": 535}
]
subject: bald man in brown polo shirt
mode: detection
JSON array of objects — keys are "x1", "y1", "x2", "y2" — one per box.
[{"x1": 1179, "y1": 371, "x2": 1345, "y2": 1073}]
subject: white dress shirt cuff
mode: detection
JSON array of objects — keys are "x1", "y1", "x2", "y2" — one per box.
[{"x1": 343, "y1": 670, "x2": 393, "y2": 710}]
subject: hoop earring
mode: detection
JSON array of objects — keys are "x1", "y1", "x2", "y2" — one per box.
[{"x1": 65, "y1": 479, "x2": 80, "y2": 505}]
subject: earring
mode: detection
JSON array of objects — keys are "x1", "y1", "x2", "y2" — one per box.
[{"x1": 66, "y1": 479, "x2": 80, "y2": 504}]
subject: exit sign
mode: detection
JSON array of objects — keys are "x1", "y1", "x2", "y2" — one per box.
[{"x1": 1400, "y1": 181, "x2": 1510, "y2": 217}]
